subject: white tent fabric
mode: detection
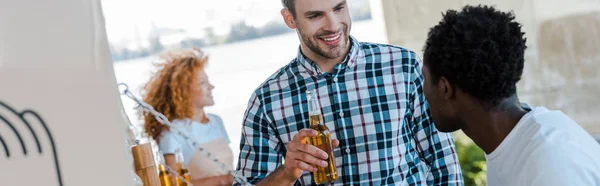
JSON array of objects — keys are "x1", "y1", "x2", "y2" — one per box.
[{"x1": 0, "y1": 0, "x2": 134, "y2": 185}]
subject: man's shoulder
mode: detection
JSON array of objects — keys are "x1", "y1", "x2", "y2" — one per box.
[
  {"x1": 358, "y1": 41, "x2": 419, "y2": 57},
  {"x1": 357, "y1": 42, "x2": 421, "y2": 67},
  {"x1": 355, "y1": 42, "x2": 423, "y2": 78},
  {"x1": 519, "y1": 138, "x2": 600, "y2": 185},
  {"x1": 250, "y1": 58, "x2": 298, "y2": 99},
  {"x1": 529, "y1": 108, "x2": 599, "y2": 146},
  {"x1": 523, "y1": 125, "x2": 600, "y2": 167}
]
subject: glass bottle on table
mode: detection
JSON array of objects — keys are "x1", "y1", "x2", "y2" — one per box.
[
  {"x1": 175, "y1": 149, "x2": 192, "y2": 186},
  {"x1": 157, "y1": 153, "x2": 172, "y2": 186}
]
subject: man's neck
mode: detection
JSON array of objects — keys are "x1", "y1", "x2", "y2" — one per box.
[
  {"x1": 300, "y1": 43, "x2": 350, "y2": 73},
  {"x1": 460, "y1": 97, "x2": 528, "y2": 154}
]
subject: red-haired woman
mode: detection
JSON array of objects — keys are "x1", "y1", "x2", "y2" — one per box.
[{"x1": 142, "y1": 48, "x2": 233, "y2": 186}]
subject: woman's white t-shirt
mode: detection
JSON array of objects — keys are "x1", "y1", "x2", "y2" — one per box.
[{"x1": 158, "y1": 114, "x2": 230, "y2": 166}]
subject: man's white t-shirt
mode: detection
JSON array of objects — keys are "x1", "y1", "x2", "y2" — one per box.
[
  {"x1": 158, "y1": 114, "x2": 230, "y2": 166},
  {"x1": 486, "y1": 107, "x2": 600, "y2": 186}
]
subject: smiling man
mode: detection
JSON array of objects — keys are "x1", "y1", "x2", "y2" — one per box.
[{"x1": 236, "y1": 0, "x2": 463, "y2": 185}]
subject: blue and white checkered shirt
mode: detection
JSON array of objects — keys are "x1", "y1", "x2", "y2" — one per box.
[{"x1": 237, "y1": 36, "x2": 463, "y2": 185}]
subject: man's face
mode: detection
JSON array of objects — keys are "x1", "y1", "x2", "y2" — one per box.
[
  {"x1": 293, "y1": 0, "x2": 351, "y2": 59},
  {"x1": 422, "y1": 59, "x2": 461, "y2": 133}
]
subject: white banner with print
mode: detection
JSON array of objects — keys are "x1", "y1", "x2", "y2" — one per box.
[{"x1": 0, "y1": 0, "x2": 134, "y2": 185}]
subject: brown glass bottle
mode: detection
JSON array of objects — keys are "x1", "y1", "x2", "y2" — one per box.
[
  {"x1": 158, "y1": 164, "x2": 172, "y2": 186},
  {"x1": 175, "y1": 149, "x2": 191, "y2": 186},
  {"x1": 176, "y1": 162, "x2": 192, "y2": 186},
  {"x1": 306, "y1": 90, "x2": 338, "y2": 184}
]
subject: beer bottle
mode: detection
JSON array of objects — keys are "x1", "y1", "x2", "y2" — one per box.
[{"x1": 306, "y1": 89, "x2": 338, "y2": 184}]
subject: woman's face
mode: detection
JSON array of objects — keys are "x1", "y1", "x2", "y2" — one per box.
[{"x1": 192, "y1": 70, "x2": 215, "y2": 109}]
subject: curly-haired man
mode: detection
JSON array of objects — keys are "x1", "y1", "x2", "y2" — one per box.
[{"x1": 422, "y1": 5, "x2": 600, "y2": 185}]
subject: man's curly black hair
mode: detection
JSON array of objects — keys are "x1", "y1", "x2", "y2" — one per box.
[{"x1": 423, "y1": 5, "x2": 527, "y2": 107}]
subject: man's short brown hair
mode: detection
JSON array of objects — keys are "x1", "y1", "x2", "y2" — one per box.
[{"x1": 281, "y1": 0, "x2": 296, "y2": 18}]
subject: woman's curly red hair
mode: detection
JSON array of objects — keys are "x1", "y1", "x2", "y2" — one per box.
[{"x1": 142, "y1": 48, "x2": 208, "y2": 142}]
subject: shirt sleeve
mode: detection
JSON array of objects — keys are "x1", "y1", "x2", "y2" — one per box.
[
  {"x1": 528, "y1": 142, "x2": 600, "y2": 186},
  {"x1": 235, "y1": 92, "x2": 285, "y2": 184},
  {"x1": 158, "y1": 129, "x2": 181, "y2": 155},
  {"x1": 409, "y1": 53, "x2": 464, "y2": 185},
  {"x1": 212, "y1": 114, "x2": 230, "y2": 144}
]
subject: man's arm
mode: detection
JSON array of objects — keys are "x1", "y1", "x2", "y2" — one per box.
[
  {"x1": 255, "y1": 166, "x2": 296, "y2": 186},
  {"x1": 255, "y1": 129, "x2": 339, "y2": 186},
  {"x1": 236, "y1": 92, "x2": 286, "y2": 184},
  {"x1": 237, "y1": 92, "x2": 338, "y2": 185},
  {"x1": 529, "y1": 142, "x2": 600, "y2": 186},
  {"x1": 409, "y1": 54, "x2": 464, "y2": 185}
]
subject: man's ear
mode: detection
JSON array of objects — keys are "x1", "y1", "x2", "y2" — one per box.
[
  {"x1": 281, "y1": 8, "x2": 297, "y2": 29},
  {"x1": 439, "y1": 77, "x2": 455, "y2": 100}
]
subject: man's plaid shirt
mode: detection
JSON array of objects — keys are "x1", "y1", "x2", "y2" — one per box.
[{"x1": 237, "y1": 37, "x2": 463, "y2": 185}]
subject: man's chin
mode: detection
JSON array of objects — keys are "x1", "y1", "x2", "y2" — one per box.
[
  {"x1": 319, "y1": 45, "x2": 346, "y2": 59},
  {"x1": 435, "y1": 125, "x2": 461, "y2": 133}
]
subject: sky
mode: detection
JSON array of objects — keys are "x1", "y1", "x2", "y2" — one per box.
[{"x1": 101, "y1": 0, "x2": 284, "y2": 43}]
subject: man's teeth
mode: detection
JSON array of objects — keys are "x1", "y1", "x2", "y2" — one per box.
[{"x1": 322, "y1": 34, "x2": 341, "y2": 41}]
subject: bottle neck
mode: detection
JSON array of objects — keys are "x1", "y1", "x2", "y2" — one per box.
[
  {"x1": 309, "y1": 113, "x2": 323, "y2": 126},
  {"x1": 159, "y1": 164, "x2": 168, "y2": 172},
  {"x1": 307, "y1": 90, "x2": 322, "y2": 126}
]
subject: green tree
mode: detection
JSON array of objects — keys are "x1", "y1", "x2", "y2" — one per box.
[
  {"x1": 454, "y1": 133, "x2": 487, "y2": 186},
  {"x1": 227, "y1": 21, "x2": 260, "y2": 43},
  {"x1": 259, "y1": 21, "x2": 292, "y2": 37}
]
